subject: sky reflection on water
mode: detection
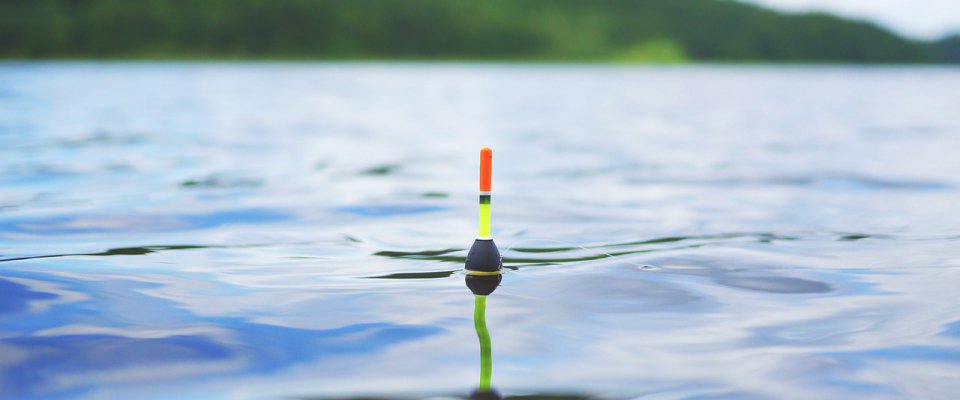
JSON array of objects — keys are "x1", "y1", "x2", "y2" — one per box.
[{"x1": 2, "y1": 63, "x2": 960, "y2": 399}]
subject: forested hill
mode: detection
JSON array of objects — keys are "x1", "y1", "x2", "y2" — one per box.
[{"x1": 2, "y1": 0, "x2": 958, "y2": 63}]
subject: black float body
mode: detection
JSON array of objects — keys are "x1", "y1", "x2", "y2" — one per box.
[
  {"x1": 465, "y1": 238, "x2": 502, "y2": 296},
  {"x1": 465, "y1": 239, "x2": 502, "y2": 272}
]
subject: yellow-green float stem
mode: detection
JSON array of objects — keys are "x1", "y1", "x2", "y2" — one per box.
[{"x1": 478, "y1": 199, "x2": 491, "y2": 238}]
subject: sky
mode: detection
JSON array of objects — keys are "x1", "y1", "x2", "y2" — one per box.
[{"x1": 745, "y1": 0, "x2": 960, "y2": 39}]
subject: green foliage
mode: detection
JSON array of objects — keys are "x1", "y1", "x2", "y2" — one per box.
[
  {"x1": 615, "y1": 38, "x2": 688, "y2": 64},
  {"x1": 0, "y1": 0, "x2": 951, "y2": 62},
  {"x1": 935, "y1": 35, "x2": 960, "y2": 63}
]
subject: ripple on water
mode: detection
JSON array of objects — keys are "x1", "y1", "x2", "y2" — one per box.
[
  {"x1": 747, "y1": 311, "x2": 884, "y2": 346},
  {"x1": 0, "y1": 271, "x2": 442, "y2": 399},
  {"x1": 0, "y1": 278, "x2": 58, "y2": 316},
  {"x1": 626, "y1": 173, "x2": 952, "y2": 191},
  {"x1": 180, "y1": 174, "x2": 263, "y2": 189},
  {"x1": 337, "y1": 204, "x2": 448, "y2": 217},
  {"x1": 0, "y1": 208, "x2": 291, "y2": 235},
  {"x1": 638, "y1": 253, "x2": 836, "y2": 295},
  {"x1": 359, "y1": 165, "x2": 400, "y2": 176}
]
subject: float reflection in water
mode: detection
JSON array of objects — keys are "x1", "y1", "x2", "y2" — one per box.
[{"x1": 468, "y1": 274, "x2": 501, "y2": 399}]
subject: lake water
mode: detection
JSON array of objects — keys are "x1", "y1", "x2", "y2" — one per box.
[{"x1": 1, "y1": 63, "x2": 960, "y2": 399}]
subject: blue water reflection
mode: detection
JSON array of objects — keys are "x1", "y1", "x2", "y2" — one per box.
[
  {"x1": 0, "y1": 279, "x2": 57, "y2": 316},
  {"x1": 2, "y1": 63, "x2": 960, "y2": 399},
  {"x1": 0, "y1": 209, "x2": 290, "y2": 236},
  {"x1": 1, "y1": 272, "x2": 440, "y2": 399}
]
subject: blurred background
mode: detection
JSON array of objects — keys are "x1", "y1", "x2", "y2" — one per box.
[
  {"x1": 1, "y1": 0, "x2": 959, "y2": 63},
  {"x1": 2, "y1": 1, "x2": 960, "y2": 400}
]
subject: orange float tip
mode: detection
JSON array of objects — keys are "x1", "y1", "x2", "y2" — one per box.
[{"x1": 480, "y1": 148, "x2": 492, "y2": 192}]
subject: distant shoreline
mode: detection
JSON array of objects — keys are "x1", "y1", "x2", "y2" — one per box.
[
  {"x1": 0, "y1": 58, "x2": 954, "y2": 66},
  {"x1": 3, "y1": 0, "x2": 957, "y2": 64}
]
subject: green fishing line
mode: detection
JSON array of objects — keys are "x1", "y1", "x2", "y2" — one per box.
[{"x1": 474, "y1": 295, "x2": 492, "y2": 391}]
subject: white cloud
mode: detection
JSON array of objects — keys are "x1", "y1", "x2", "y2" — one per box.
[{"x1": 743, "y1": 0, "x2": 960, "y2": 39}]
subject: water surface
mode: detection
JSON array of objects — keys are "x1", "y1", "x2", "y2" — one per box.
[{"x1": 2, "y1": 63, "x2": 960, "y2": 399}]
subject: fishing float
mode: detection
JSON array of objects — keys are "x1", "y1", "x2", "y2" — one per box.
[
  {"x1": 465, "y1": 147, "x2": 503, "y2": 294},
  {"x1": 465, "y1": 147, "x2": 502, "y2": 397}
]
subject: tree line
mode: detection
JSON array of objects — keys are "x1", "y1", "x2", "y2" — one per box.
[{"x1": 1, "y1": 0, "x2": 957, "y2": 62}]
